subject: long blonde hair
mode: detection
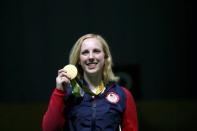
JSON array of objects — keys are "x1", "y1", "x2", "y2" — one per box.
[{"x1": 69, "y1": 33, "x2": 119, "y2": 84}]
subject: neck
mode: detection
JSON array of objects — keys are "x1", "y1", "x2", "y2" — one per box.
[{"x1": 84, "y1": 73, "x2": 102, "y2": 89}]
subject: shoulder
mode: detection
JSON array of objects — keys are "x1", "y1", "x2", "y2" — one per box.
[
  {"x1": 113, "y1": 85, "x2": 136, "y2": 105},
  {"x1": 121, "y1": 87, "x2": 133, "y2": 97},
  {"x1": 110, "y1": 84, "x2": 131, "y2": 96},
  {"x1": 106, "y1": 83, "x2": 134, "y2": 100},
  {"x1": 121, "y1": 86, "x2": 135, "y2": 100},
  {"x1": 120, "y1": 87, "x2": 137, "y2": 110}
]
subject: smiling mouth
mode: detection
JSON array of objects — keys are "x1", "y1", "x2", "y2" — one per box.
[
  {"x1": 87, "y1": 62, "x2": 97, "y2": 65},
  {"x1": 86, "y1": 63, "x2": 97, "y2": 69}
]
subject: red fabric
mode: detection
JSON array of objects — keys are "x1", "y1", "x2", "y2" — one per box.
[
  {"x1": 42, "y1": 88, "x2": 66, "y2": 131},
  {"x1": 121, "y1": 87, "x2": 138, "y2": 131}
]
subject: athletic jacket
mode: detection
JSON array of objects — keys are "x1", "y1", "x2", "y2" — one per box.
[{"x1": 42, "y1": 83, "x2": 138, "y2": 131}]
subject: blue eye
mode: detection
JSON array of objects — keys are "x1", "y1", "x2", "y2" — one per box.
[
  {"x1": 94, "y1": 49, "x2": 101, "y2": 53},
  {"x1": 81, "y1": 50, "x2": 89, "y2": 55}
]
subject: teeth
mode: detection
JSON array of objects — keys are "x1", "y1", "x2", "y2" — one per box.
[{"x1": 87, "y1": 63, "x2": 97, "y2": 65}]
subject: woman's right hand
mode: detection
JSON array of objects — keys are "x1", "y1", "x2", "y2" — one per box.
[{"x1": 56, "y1": 69, "x2": 71, "y2": 91}]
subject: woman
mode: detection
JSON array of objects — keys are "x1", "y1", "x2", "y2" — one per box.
[{"x1": 42, "y1": 34, "x2": 138, "y2": 131}]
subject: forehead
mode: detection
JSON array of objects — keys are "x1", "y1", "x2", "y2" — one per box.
[{"x1": 81, "y1": 38, "x2": 103, "y2": 49}]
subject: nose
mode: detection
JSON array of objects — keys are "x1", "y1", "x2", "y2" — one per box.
[
  {"x1": 88, "y1": 52, "x2": 95, "y2": 62},
  {"x1": 88, "y1": 52, "x2": 94, "y2": 59}
]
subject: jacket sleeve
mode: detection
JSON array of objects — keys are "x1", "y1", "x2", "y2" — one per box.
[
  {"x1": 121, "y1": 87, "x2": 138, "y2": 131},
  {"x1": 42, "y1": 88, "x2": 66, "y2": 131}
]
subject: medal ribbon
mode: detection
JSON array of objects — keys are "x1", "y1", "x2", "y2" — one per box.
[{"x1": 70, "y1": 79, "x2": 104, "y2": 97}]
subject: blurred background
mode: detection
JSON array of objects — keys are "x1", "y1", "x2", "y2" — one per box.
[{"x1": 1, "y1": 0, "x2": 194, "y2": 130}]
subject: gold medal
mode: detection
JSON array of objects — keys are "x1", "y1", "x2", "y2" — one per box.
[{"x1": 63, "y1": 64, "x2": 78, "y2": 80}]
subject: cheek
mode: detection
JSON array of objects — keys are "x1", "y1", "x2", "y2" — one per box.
[
  {"x1": 79, "y1": 56, "x2": 85, "y2": 63},
  {"x1": 98, "y1": 55, "x2": 105, "y2": 65}
]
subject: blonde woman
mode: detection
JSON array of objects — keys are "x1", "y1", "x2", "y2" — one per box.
[{"x1": 42, "y1": 34, "x2": 138, "y2": 131}]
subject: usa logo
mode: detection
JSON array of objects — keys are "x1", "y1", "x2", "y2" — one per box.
[{"x1": 105, "y1": 92, "x2": 120, "y2": 104}]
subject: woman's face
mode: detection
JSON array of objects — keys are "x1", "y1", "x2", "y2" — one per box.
[{"x1": 79, "y1": 37, "x2": 105, "y2": 76}]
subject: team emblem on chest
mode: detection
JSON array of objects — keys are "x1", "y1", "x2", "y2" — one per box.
[{"x1": 105, "y1": 92, "x2": 120, "y2": 104}]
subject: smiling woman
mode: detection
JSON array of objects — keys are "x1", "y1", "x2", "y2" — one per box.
[
  {"x1": 42, "y1": 33, "x2": 138, "y2": 131},
  {"x1": 79, "y1": 37, "x2": 105, "y2": 78}
]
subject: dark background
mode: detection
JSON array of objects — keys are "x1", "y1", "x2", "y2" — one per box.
[{"x1": 0, "y1": 0, "x2": 194, "y2": 131}]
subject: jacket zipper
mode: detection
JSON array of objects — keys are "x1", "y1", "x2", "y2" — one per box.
[{"x1": 91, "y1": 97, "x2": 96, "y2": 131}]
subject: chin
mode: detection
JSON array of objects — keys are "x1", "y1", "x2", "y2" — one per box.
[
  {"x1": 87, "y1": 70, "x2": 97, "y2": 74},
  {"x1": 86, "y1": 69, "x2": 99, "y2": 75}
]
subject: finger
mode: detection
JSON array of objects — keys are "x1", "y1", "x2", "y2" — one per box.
[
  {"x1": 60, "y1": 76, "x2": 70, "y2": 84},
  {"x1": 59, "y1": 72, "x2": 72, "y2": 80},
  {"x1": 58, "y1": 73, "x2": 71, "y2": 82},
  {"x1": 58, "y1": 69, "x2": 66, "y2": 75}
]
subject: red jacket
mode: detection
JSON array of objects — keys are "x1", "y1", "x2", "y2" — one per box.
[{"x1": 42, "y1": 84, "x2": 138, "y2": 131}]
